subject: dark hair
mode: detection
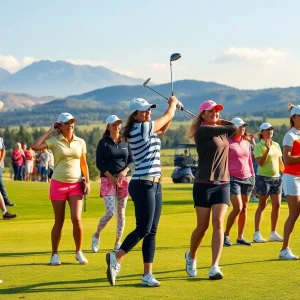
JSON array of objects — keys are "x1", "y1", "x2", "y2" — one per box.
[
  {"x1": 186, "y1": 113, "x2": 204, "y2": 141},
  {"x1": 121, "y1": 112, "x2": 137, "y2": 141},
  {"x1": 288, "y1": 103, "x2": 295, "y2": 128},
  {"x1": 102, "y1": 127, "x2": 110, "y2": 139}
]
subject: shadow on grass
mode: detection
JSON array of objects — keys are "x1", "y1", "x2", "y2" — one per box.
[{"x1": 0, "y1": 250, "x2": 76, "y2": 258}]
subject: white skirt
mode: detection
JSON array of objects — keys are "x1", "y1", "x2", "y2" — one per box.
[{"x1": 282, "y1": 174, "x2": 300, "y2": 196}]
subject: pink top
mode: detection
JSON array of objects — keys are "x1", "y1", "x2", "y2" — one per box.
[
  {"x1": 228, "y1": 137, "x2": 254, "y2": 179},
  {"x1": 12, "y1": 150, "x2": 24, "y2": 166}
]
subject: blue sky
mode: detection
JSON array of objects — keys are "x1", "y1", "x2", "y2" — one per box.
[{"x1": 1, "y1": 0, "x2": 300, "y2": 89}]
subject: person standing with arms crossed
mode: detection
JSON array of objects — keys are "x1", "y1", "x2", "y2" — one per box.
[
  {"x1": 105, "y1": 96, "x2": 181, "y2": 287},
  {"x1": 31, "y1": 112, "x2": 90, "y2": 265},
  {"x1": 92, "y1": 115, "x2": 134, "y2": 253},
  {"x1": 184, "y1": 100, "x2": 238, "y2": 280}
]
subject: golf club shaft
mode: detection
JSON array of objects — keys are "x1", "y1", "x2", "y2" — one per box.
[
  {"x1": 145, "y1": 86, "x2": 168, "y2": 100},
  {"x1": 170, "y1": 63, "x2": 174, "y2": 96},
  {"x1": 144, "y1": 85, "x2": 196, "y2": 117}
]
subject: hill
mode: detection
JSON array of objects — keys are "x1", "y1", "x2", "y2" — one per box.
[
  {"x1": 0, "y1": 68, "x2": 10, "y2": 81},
  {"x1": 0, "y1": 79, "x2": 298, "y2": 126},
  {"x1": 0, "y1": 60, "x2": 144, "y2": 97}
]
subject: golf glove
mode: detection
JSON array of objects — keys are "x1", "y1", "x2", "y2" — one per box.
[{"x1": 176, "y1": 101, "x2": 183, "y2": 110}]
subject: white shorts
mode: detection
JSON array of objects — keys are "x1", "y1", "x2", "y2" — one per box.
[
  {"x1": 282, "y1": 174, "x2": 300, "y2": 196},
  {"x1": 25, "y1": 160, "x2": 34, "y2": 174}
]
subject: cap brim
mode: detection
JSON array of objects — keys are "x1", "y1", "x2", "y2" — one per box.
[
  {"x1": 139, "y1": 104, "x2": 156, "y2": 111},
  {"x1": 214, "y1": 104, "x2": 223, "y2": 111},
  {"x1": 261, "y1": 126, "x2": 274, "y2": 131}
]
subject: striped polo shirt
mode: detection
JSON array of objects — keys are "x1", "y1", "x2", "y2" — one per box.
[
  {"x1": 129, "y1": 121, "x2": 161, "y2": 178},
  {"x1": 283, "y1": 127, "x2": 300, "y2": 177}
]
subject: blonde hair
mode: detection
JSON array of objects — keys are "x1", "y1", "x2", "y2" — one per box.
[
  {"x1": 288, "y1": 103, "x2": 295, "y2": 128},
  {"x1": 186, "y1": 114, "x2": 203, "y2": 141}
]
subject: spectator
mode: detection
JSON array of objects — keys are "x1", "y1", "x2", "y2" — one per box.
[
  {"x1": 11, "y1": 142, "x2": 24, "y2": 181},
  {"x1": 24, "y1": 146, "x2": 35, "y2": 181},
  {"x1": 39, "y1": 149, "x2": 51, "y2": 182}
]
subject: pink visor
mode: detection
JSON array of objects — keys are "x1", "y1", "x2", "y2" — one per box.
[{"x1": 199, "y1": 100, "x2": 223, "y2": 113}]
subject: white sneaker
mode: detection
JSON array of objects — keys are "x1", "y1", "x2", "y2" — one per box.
[
  {"x1": 113, "y1": 242, "x2": 121, "y2": 252},
  {"x1": 75, "y1": 251, "x2": 88, "y2": 265},
  {"x1": 185, "y1": 250, "x2": 197, "y2": 277},
  {"x1": 253, "y1": 231, "x2": 267, "y2": 243},
  {"x1": 270, "y1": 232, "x2": 284, "y2": 242},
  {"x1": 141, "y1": 273, "x2": 161, "y2": 287},
  {"x1": 50, "y1": 253, "x2": 61, "y2": 266},
  {"x1": 209, "y1": 265, "x2": 223, "y2": 280},
  {"x1": 91, "y1": 234, "x2": 100, "y2": 252},
  {"x1": 279, "y1": 249, "x2": 299, "y2": 260},
  {"x1": 106, "y1": 252, "x2": 121, "y2": 286},
  {"x1": 250, "y1": 196, "x2": 259, "y2": 202}
]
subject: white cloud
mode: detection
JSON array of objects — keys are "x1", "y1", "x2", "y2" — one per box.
[
  {"x1": 0, "y1": 55, "x2": 39, "y2": 73},
  {"x1": 65, "y1": 59, "x2": 109, "y2": 67},
  {"x1": 213, "y1": 47, "x2": 287, "y2": 64},
  {"x1": 145, "y1": 63, "x2": 168, "y2": 70}
]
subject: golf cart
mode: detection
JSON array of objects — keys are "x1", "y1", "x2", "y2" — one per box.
[{"x1": 171, "y1": 143, "x2": 198, "y2": 183}]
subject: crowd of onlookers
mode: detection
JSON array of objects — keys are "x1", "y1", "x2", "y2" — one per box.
[{"x1": 11, "y1": 142, "x2": 54, "y2": 182}]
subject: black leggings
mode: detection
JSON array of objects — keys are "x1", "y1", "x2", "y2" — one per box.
[{"x1": 120, "y1": 180, "x2": 162, "y2": 263}]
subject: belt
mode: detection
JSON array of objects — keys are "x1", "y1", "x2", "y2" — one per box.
[{"x1": 131, "y1": 176, "x2": 162, "y2": 183}]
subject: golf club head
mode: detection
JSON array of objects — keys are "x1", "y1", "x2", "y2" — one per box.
[
  {"x1": 170, "y1": 53, "x2": 181, "y2": 62},
  {"x1": 143, "y1": 78, "x2": 151, "y2": 87}
]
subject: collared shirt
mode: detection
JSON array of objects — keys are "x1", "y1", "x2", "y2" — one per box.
[
  {"x1": 254, "y1": 139, "x2": 282, "y2": 177},
  {"x1": 228, "y1": 137, "x2": 254, "y2": 179},
  {"x1": 129, "y1": 121, "x2": 161, "y2": 178},
  {"x1": 96, "y1": 136, "x2": 134, "y2": 177},
  {"x1": 45, "y1": 133, "x2": 86, "y2": 183},
  {"x1": 283, "y1": 127, "x2": 300, "y2": 177},
  {"x1": 194, "y1": 123, "x2": 238, "y2": 182}
]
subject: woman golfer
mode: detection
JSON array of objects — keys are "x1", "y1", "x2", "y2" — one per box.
[
  {"x1": 185, "y1": 100, "x2": 238, "y2": 280},
  {"x1": 31, "y1": 112, "x2": 90, "y2": 265},
  {"x1": 279, "y1": 104, "x2": 300, "y2": 260},
  {"x1": 106, "y1": 96, "x2": 180, "y2": 287},
  {"x1": 92, "y1": 114, "x2": 134, "y2": 253}
]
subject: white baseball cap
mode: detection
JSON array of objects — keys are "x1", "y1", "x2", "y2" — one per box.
[
  {"x1": 128, "y1": 98, "x2": 156, "y2": 115},
  {"x1": 106, "y1": 115, "x2": 123, "y2": 125},
  {"x1": 57, "y1": 112, "x2": 77, "y2": 123},
  {"x1": 231, "y1": 117, "x2": 248, "y2": 127},
  {"x1": 290, "y1": 105, "x2": 300, "y2": 117},
  {"x1": 260, "y1": 122, "x2": 274, "y2": 131}
]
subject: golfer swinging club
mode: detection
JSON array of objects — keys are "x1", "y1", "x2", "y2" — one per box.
[{"x1": 106, "y1": 96, "x2": 182, "y2": 287}]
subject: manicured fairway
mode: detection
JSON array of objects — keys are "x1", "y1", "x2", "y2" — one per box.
[{"x1": 1, "y1": 172, "x2": 300, "y2": 299}]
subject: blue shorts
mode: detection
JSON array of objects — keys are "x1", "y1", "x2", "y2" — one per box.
[{"x1": 256, "y1": 175, "x2": 282, "y2": 195}]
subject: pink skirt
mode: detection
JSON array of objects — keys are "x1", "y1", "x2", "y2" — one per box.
[{"x1": 100, "y1": 177, "x2": 130, "y2": 197}]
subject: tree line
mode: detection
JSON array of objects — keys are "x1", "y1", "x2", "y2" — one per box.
[{"x1": 0, "y1": 119, "x2": 290, "y2": 180}]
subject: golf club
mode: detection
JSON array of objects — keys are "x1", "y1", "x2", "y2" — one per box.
[
  {"x1": 170, "y1": 53, "x2": 181, "y2": 96},
  {"x1": 143, "y1": 78, "x2": 196, "y2": 117}
]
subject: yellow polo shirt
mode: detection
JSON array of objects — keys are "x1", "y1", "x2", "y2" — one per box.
[{"x1": 45, "y1": 133, "x2": 87, "y2": 183}]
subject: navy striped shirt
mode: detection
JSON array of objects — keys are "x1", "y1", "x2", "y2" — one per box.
[{"x1": 129, "y1": 121, "x2": 161, "y2": 178}]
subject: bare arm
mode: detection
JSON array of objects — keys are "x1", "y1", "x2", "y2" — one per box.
[
  {"x1": 80, "y1": 153, "x2": 90, "y2": 194},
  {"x1": 153, "y1": 97, "x2": 178, "y2": 134},
  {"x1": 283, "y1": 145, "x2": 300, "y2": 164},
  {"x1": 279, "y1": 156, "x2": 285, "y2": 173},
  {"x1": 0, "y1": 148, "x2": 5, "y2": 162},
  {"x1": 31, "y1": 123, "x2": 58, "y2": 150},
  {"x1": 255, "y1": 139, "x2": 270, "y2": 166},
  {"x1": 155, "y1": 119, "x2": 172, "y2": 135}
]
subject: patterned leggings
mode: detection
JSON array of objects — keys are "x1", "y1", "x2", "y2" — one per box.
[{"x1": 96, "y1": 195, "x2": 128, "y2": 239}]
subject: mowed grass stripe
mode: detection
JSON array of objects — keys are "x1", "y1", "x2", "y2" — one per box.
[{"x1": 1, "y1": 175, "x2": 300, "y2": 299}]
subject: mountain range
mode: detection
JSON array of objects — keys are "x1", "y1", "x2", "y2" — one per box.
[{"x1": 0, "y1": 60, "x2": 143, "y2": 97}]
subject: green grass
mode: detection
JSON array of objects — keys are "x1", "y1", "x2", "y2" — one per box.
[{"x1": 1, "y1": 171, "x2": 300, "y2": 299}]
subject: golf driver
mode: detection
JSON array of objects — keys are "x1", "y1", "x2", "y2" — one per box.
[
  {"x1": 143, "y1": 78, "x2": 196, "y2": 117},
  {"x1": 170, "y1": 53, "x2": 181, "y2": 96}
]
